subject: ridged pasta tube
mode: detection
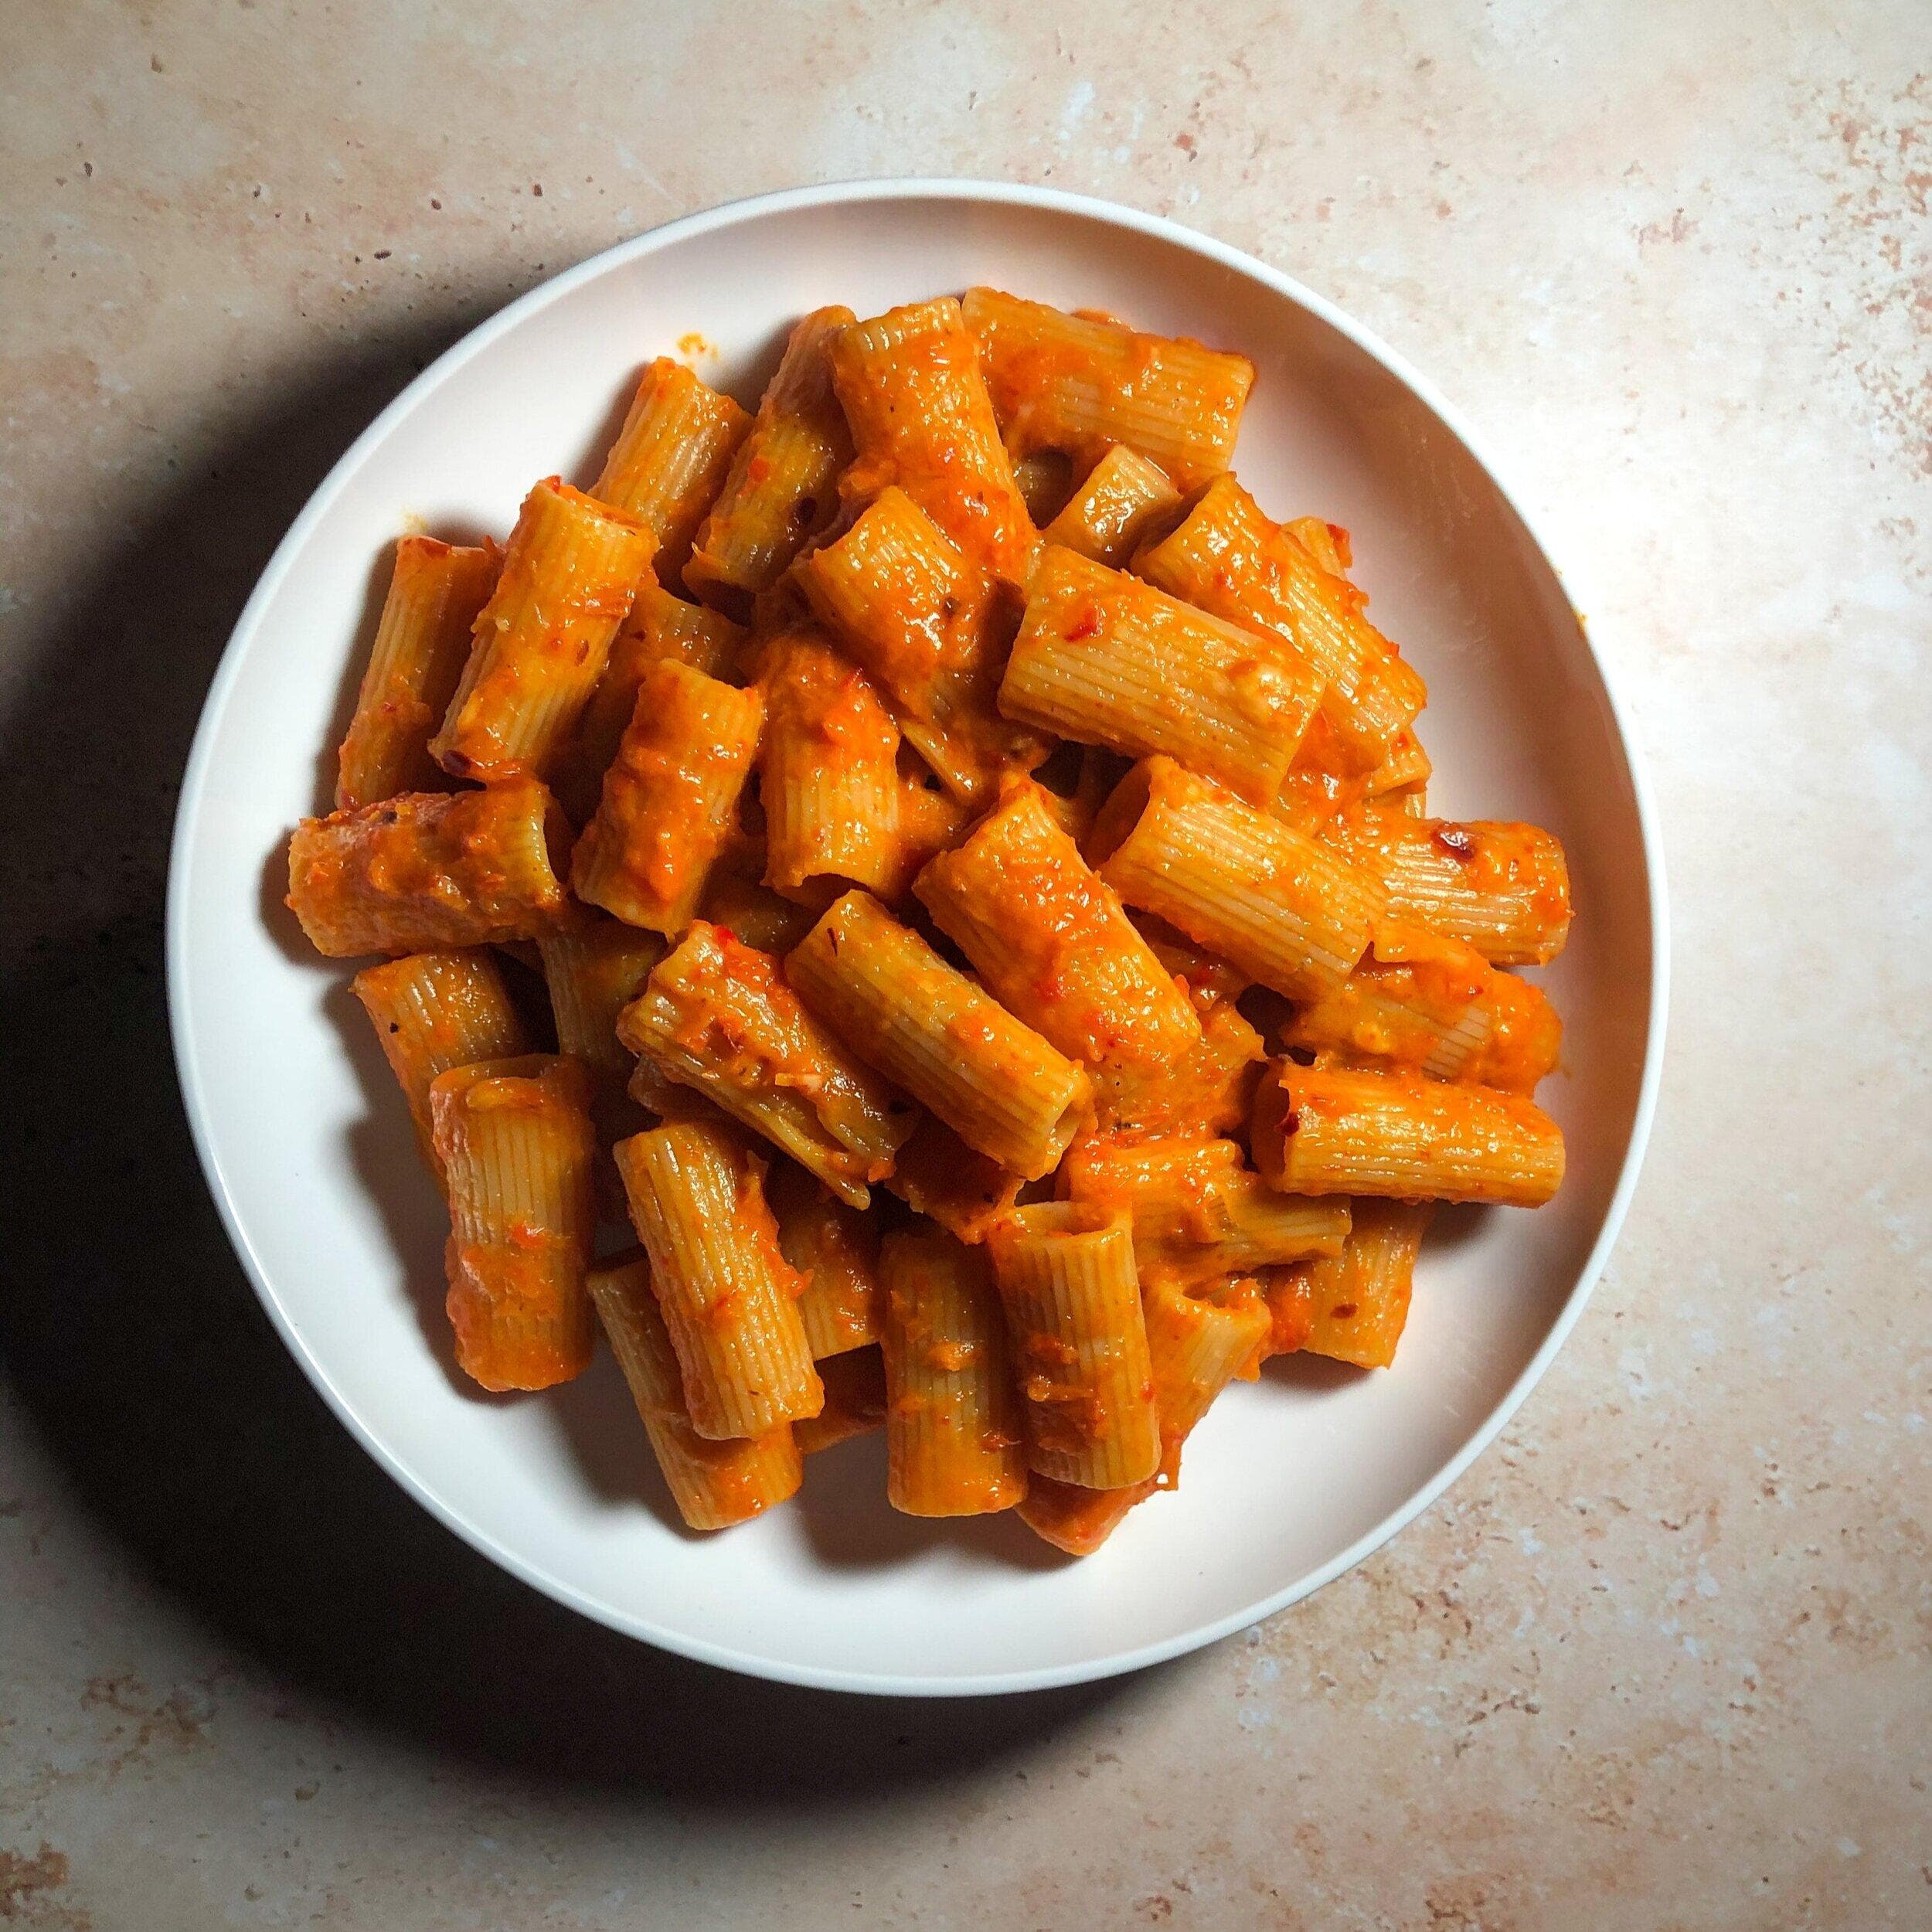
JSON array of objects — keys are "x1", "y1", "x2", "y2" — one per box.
[
  {"x1": 588, "y1": 1251, "x2": 802, "y2": 1529},
  {"x1": 988, "y1": 1203, "x2": 1159, "y2": 1489},
  {"x1": 430, "y1": 478, "x2": 655, "y2": 784},
  {"x1": 614, "y1": 1121, "x2": 823, "y2": 1440},
  {"x1": 1251, "y1": 1061, "x2": 1564, "y2": 1206},
  {"x1": 786, "y1": 890, "x2": 1091, "y2": 1182},
  {"x1": 430, "y1": 1054, "x2": 599, "y2": 1392},
  {"x1": 352, "y1": 949, "x2": 530, "y2": 1179},
  {"x1": 336, "y1": 536, "x2": 498, "y2": 810},
  {"x1": 879, "y1": 1226, "x2": 1027, "y2": 1516}
]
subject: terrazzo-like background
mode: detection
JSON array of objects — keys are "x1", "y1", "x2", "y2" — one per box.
[{"x1": 2, "y1": 3, "x2": 1927, "y2": 1927}]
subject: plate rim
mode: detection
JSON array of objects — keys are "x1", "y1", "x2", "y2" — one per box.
[{"x1": 165, "y1": 176, "x2": 1671, "y2": 1699}]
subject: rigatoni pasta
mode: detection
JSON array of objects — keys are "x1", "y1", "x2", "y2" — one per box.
[
  {"x1": 1267, "y1": 1199, "x2": 1434, "y2": 1370},
  {"x1": 880, "y1": 1226, "x2": 1028, "y2": 1516},
  {"x1": 1019, "y1": 1276, "x2": 1269, "y2": 1555},
  {"x1": 1137, "y1": 474, "x2": 1426, "y2": 772},
  {"x1": 753, "y1": 625, "x2": 901, "y2": 898},
  {"x1": 536, "y1": 913, "x2": 665, "y2": 1209},
  {"x1": 287, "y1": 779, "x2": 572, "y2": 957},
  {"x1": 571, "y1": 659, "x2": 764, "y2": 934},
  {"x1": 1463, "y1": 968, "x2": 1564, "y2": 1096},
  {"x1": 556, "y1": 575, "x2": 747, "y2": 821},
  {"x1": 870, "y1": 757, "x2": 975, "y2": 905},
  {"x1": 795, "y1": 1344, "x2": 889, "y2": 1454},
  {"x1": 1085, "y1": 916, "x2": 1266, "y2": 1141},
  {"x1": 1060, "y1": 1134, "x2": 1351, "y2": 1286},
  {"x1": 1089, "y1": 756, "x2": 1377, "y2": 1001},
  {"x1": 1362, "y1": 726, "x2": 1433, "y2": 804},
  {"x1": 1329, "y1": 806, "x2": 1573, "y2": 965},
  {"x1": 1037, "y1": 743, "x2": 1131, "y2": 848},
  {"x1": 430, "y1": 1054, "x2": 598, "y2": 1392},
  {"x1": 617, "y1": 920, "x2": 917, "y2": 1206},
  {"x1": 537, "y1": 917, "x2": 667, "y2": 1087},
  {"x1": 1012, "y1": 449, "x2": 1077, "y2": 526},
  {"x1": 352, "y1": 948, "x2": 530, "y2": 1179},
  {"x1": 988, "y1": 1203, "x2": 1159, "y2": 1490},
  {"x1": 588, "y1": 1251, "x2": 803, "y2": 1529},
  {"x1": 685, "y1": 305, "x2": 855, "y2": 608},
  {"x1": 594, "y1": 358, "x2": 751, "y2": 580},
  {"x1": 767, "y1": 1159, "x2": 885, "y2": 1359},
  {"x1": 1001, "y1": 546, "x2": 1322, "y2": 806},
  {"x1": 798, "y1": 485, "x2": 1044, "y2": 801},
  {"x1": 336, "y1": 536, "x2": 498, "y2": 811},
  {"x1": 1285, "y1": 515, "x2": 1350, "y2": 579},
  {"x1": 1251, "y1": 1061, "x2": 1565, "y2": 1206},
  {"x1": 882, "y1": 1114, "x2": 1026, "y2": 1247},
  {"x1": 287, "y1": 286, "x2": 1577, "y2": 1552},
  {"x1": 614, "y1": 1121, "x2": 823, "y2": 1439},
  {"x1": 913, "y1": 780, "x2": 1199, "y2": 1073},
  {"x1": 963, "y1": 287, "x2": 1253, "y2": 491},
  {"x1": 1281, "y1": 916, "x2": 1501, "y2": 1080},
  {"x1": 430, "y1": 477, "x2": 655, "y2": 784},
  {"x1": 828, "y1": 296, "x2": 1037, "y2": 581},
  {"x1": 785, "y1": 890, "x2": 1092, "y2": 1182},
  {"x1": 1281, "y1": 914, "x2": 1563, "y2": 1092},
  {"x1": 696, "y1": 856, "x2": 822, "y2": 954},
  {"x1": 1041, "y1": 444, "x2": 1182, "y2": 567},
  {"x1": 1140, "y1": 1277, "x2": 1273, "y2": 1487}
]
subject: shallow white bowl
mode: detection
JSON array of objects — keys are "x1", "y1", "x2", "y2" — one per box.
[{"x1": 168, "y1": 180, "x2": 1665, "y2": 1696}]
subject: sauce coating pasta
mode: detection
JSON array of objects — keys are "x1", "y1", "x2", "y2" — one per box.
[{"x1": 285, "y1": 287, "x2": 1572, "y2": 1551}]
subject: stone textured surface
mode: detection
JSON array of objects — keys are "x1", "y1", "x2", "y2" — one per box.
[{"x1": 2, "y1": 3, "x2": 1927, "y2": 1927}]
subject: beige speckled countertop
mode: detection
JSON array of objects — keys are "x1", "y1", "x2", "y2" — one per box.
[{"x1": 2, "y1": 4, "x2": 1927, "y2": 1927}]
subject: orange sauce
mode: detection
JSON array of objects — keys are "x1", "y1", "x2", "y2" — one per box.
[
  {"x1": 573, "y1": 662, "x2": 760, "y2": 928},
  {"x1": 830, "y1": 308, "x2": 1036, "y2": 580}
]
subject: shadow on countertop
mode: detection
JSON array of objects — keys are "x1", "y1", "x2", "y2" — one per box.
[{"x1": 0, "y1": 314, "x2": 1125, "y2": 1810}]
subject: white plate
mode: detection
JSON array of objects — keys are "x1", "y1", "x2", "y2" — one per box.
[{"x1": 167, "y1": 181, "x2": 1666, "y2": 1696}]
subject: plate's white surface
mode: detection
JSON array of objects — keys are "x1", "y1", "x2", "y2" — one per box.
[{"x1": 167, "y1": 181, "x2": 1665, "y2": 1696}]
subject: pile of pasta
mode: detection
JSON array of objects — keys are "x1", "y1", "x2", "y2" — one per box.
[{"x1": 286, "y1": 290, "x2": 1571, "y2": 1556}]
